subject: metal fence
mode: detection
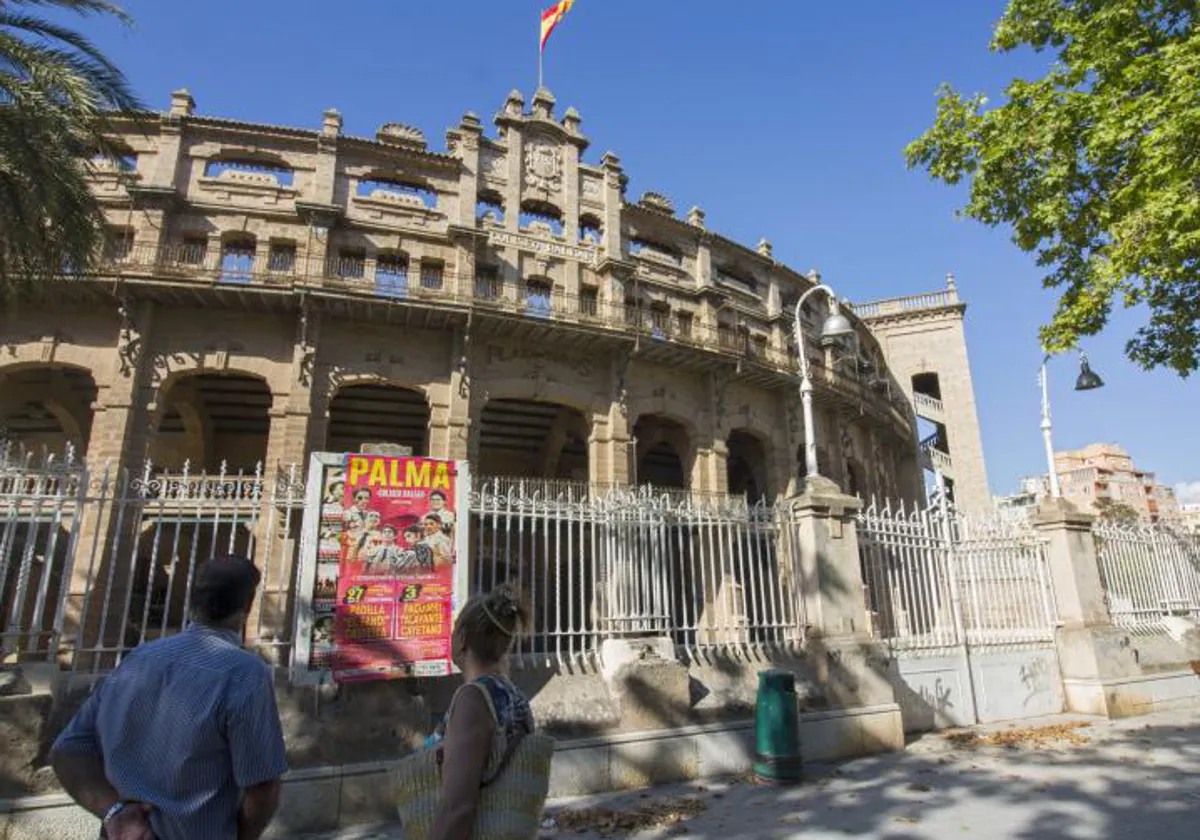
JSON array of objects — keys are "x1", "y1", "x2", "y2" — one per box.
[
  {"x1": 1094, "y1": 521, "x2": 1200, "y2": 633},
  {"x1": 2, "y1": 450, "x2": 804, "y2": 678},
  {"x1": 0, "y1": 446, "x2": 305, "y2": 681},
  {"x1": 856, "y1": 499, "x2": 1056, "y2": 656},
  {"x1": 470, "y1": 479, "x2": 804, "y2": 667}
]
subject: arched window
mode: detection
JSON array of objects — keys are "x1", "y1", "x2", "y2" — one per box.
[
  {"x1": 477, "y1": 190, "x2": 505, "y2": 224},
  {"x1": 376, "y1": 253, "x2": 409, "y2": 298},
  {"x1": 519, "y1": 200, "x2": 563, "y2": 236},
  {"x1": 358, "y1": 177, "x2": 436, "y2": 208},
  {"x1": 204, "y1": 158, "x2": 294, "y2": 186}
]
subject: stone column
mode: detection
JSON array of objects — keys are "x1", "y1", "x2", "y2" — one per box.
[
  {"x1": 429, "y1": 327, "x2": 471, "y2": 461},
  {"x1": 1032, "y1": 499, "x2": 1145, "y2": 716},
  {"x1": 787, "y1": 477, "x2": 898, "y2": 715},
  {"x1": 64, "y1": 301, "x2": 157, "y2": 668}
]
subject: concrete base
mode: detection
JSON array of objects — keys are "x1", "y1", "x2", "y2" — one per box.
[
  {"x1": 1062, "y1": 668, "x2": 1200, "y2": 718},
  {"x1": 0, "y1": 703, "x2": 904, "y2": 839}
]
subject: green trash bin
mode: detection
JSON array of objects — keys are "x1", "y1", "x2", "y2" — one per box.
[{"x1": 753, "y1": 668, "x2": 802, "y2": 785}]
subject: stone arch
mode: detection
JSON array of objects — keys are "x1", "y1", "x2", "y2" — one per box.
[
  {"x1": 476, "y1": 397, "x2": 589, "y2": 480},
  {"x1": 326, "y1": 381, "x2": 430, "y2": 456},
  {"x1": 149, "y1": 370, "x2": 272, "y2": 471},
  {"x1": 633, "y1": 413, "x2": 695, "y2": 490},
  {"x1": 0, "y1": 364, "x2": 98, "y2": 457}
]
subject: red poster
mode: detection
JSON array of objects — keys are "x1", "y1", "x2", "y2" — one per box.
[{"x1": 333, "y1": 454, "x2": 457, "y2": 681}]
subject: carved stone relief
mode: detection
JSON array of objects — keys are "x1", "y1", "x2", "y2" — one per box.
[{"x1": 524, "y1": 138, "x2": 563, "y2": 194}]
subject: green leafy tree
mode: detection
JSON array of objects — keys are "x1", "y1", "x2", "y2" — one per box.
[
  {"x1": 906, "y1": 1, "x2": 1200, "y2": 375},
  {"x1": 1094, "y1": 497, "x2": 1141, "y2": 525},
  {"x1": 0, "y1": 1, "x2": 142, "y2": 292}
]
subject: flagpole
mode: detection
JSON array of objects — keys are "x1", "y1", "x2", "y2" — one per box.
[{"x1": 537, "y1": 6, "x2": 544, "y2": 91}]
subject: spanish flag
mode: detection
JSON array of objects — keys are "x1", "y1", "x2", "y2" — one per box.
[{"x1": 540, "y1": 0, "x2": 576, "y2": 53}]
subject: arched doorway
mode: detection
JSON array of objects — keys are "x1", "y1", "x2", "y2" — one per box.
[
  {"x1": 0, "y1": 365, "x2": 97, "y2": 458},
  {"x1": 476, "y1": 399, "x2": 589, "y2": 479},
  {"x1": 326, "y1": 383, "x2": 429, "y2": 455},
  {"x1": 150, "y1": 373, "x2": 272, "y2": 471},
  {"x1": 633, "y1": 415, "x2": 691, "y2": 490}
]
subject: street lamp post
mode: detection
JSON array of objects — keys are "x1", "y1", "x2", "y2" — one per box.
[
  {"x1": 1039, "y1": 351, "x2": 1105, "y2": 498},
  {"x1": 792, "y1": 282, "x2": 854, "y2": 480}
]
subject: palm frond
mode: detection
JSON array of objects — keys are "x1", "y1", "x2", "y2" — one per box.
[{"x1": 0, "y1": 0, "x2": 142, "y2": 295}]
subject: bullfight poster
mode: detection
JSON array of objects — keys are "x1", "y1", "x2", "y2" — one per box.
[{"x1": 291, "y1": 452, "x2": 470, "y2": 685}]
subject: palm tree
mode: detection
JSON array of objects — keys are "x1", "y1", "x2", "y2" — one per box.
[{"x1": 0, "y1": 1, "x2": 142, "y2": 293}]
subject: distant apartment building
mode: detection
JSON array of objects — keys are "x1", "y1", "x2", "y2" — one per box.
[
  {"x1": 995, "y1": 446, "x2": 1180, "y2": 526},
  {"x1": 1054, "y1": 443, "x2": 1180, "y2": 525},
  {"x1": 1179, "y1": 503, "x2": 1200, "y2": 534},
  {"x1": 994, "y1": 476, "x2": 1049, "y2": 522}
]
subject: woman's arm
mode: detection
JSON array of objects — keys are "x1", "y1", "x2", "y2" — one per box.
[{"x1": 428, "y1": 686, "x2": 495, "y2": 840}]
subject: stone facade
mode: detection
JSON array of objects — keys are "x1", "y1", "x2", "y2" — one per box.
[
  {"x1": 0, "y1": 87, "x2": 982, "y2": 506},
  {"x1": 853, "y1": 275, "x2": 992, "y2": 512}
]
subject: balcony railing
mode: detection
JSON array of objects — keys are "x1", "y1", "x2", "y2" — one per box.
[
  {"x1": 912, "y1": 391, "x2": 945, "y2": 418},
  {"x1": 81, "y1": 244, "x2": 911, "y2": 431},
  {"x1": 851, "y1": 288, "x2": 960, "y2": 320}
]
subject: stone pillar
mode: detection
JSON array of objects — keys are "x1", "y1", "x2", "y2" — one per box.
[
  {"x1": 146, "y1": 89, "x2": 192, "y2": 190},
  {"x1": 590, "y1": 404, "x2": 632, "y2": 488},
  {"x1": 787, "y1": 477, "x2": 897, "y2": 713},
  {"x1": 1032, "y1": 499, "x2": 1146, "y2": 716},
  {"x1": 64, "y1": 301, "x2": 157, "y2": 668},
  {"x1": 449, "y1": 112, "x2": 483, "y2": 228},
  {"x1": 599, "y1": 151, "x2": 623, "y2": 258},
  {"x1": 502, "y1": 92, "x2": 525, "y2": 233},
  {"x1": 429, "y1": 327, "x2": 471, "y2": 461}
]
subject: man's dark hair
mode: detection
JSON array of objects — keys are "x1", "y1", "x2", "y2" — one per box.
[
  {"x1": 192, "y1": 555, "x2": 261, "y2": 624},
  {"x1": 430, "y1": 490, "x2": 446, "y2": 502},
  {"x1": 354, "y1": 487, "x2": 371, "y2": 499}
]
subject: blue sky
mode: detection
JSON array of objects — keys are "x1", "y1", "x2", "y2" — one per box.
[{"x1": 79, "y1": 1, "x2": 1197, "y2": 499}]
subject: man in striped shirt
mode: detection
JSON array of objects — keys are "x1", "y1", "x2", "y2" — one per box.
[{"x1": 52, "y1": 555, "x2": 288, "y2": 840}]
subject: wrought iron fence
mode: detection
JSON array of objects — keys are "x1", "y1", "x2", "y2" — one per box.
[
  {"x1": 856, "y1": 499, "x2": 1056, "y2": 655},
  {"x1": 0, "y1": 446, "x2": 304, "y2": 682},
  {"x1": 1, "y1": 450, "x2": 804, "y2": 678},
  {"x1": 470, "y1": 479, "x2": 804, "y2": 667},
  {"x1": 1093, "y1": 521, "x2": 1200, "y2": 633}
]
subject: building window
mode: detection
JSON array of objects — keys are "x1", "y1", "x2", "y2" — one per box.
[
  {"x1": 204, "y1": 158, "x2": 294, "y2": 186},
  {"x1": 376, "y1": 253, "x2": 409, "y2": 298},
  {"x1": 476, "y1": 193, "x2": 505, "y2": 224},
  {"x1": 752, "y1": 334, "x2": 768, "y2": 360},
  {"x1": 267, "y1": 243, "x2": 296, "y2": 274},
  {"x1": 715, "y1": 268, "x2": 757, "y2": 296},
  {"x1": 334, "y1": 249, "x2": 366, "y2": 280},
  {"x1": 579, "y1": 214, "x2": 602, "y2": 244},
  {"x1": 649, "y1": 306, "x2": 669, "y2": 339},
  {"x1": 676, "y1": 312, "x2": 693, "y2": 339},
  {"x1": 420, "y1": 260, "x2": 444, "y2": 291},
  {"x1": 219, "y1": 239, "x2": 256, "y2": 284},
  {"x1": 179, "y1": 235, "x2": 208, "y2": 266},
  {"x1": 625, "y1": 299, "x2": 641, "y2": 327},
  {"x1": 525, "y1": 279, "x2": 552, "y2": 318},
  {"x1": 580, "y1": 287, "x2": 598, "y2": 317},
  {"x1": 717, "y1": 323, "x2": 737, "y2": 350},
  {"x1": 474, "y1": 266, "x2": 500, "y2": 300},
  {"x1": 358, "y1": 178, "x2": 436, "y2": 207},
  {"x1": 519, "y1": 201, "x2": 564, "y2": 236},
  {"x1": 103, "y1": 228, "x2": 134, "y2": 263}
]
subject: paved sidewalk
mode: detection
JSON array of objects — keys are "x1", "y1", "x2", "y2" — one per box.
[{"x1": 306, "y1": 707, "x2": 1200, "y2": 839}]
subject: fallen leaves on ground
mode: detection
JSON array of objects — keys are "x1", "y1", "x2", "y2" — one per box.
[
  {"x1": 942, "y1": 721, "x2": 1091, "y2": 749},
  {"x1": 551, "y1": 797, "x2": 708, "y2": 836}
]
